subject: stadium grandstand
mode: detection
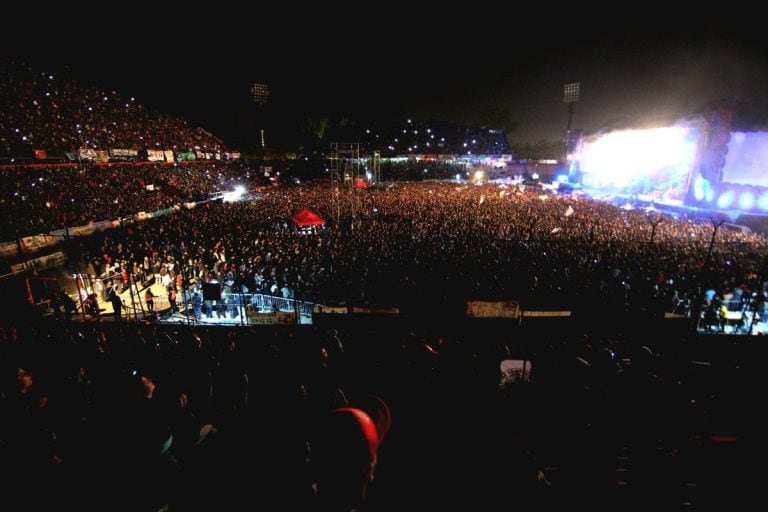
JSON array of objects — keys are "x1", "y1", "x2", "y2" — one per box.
[
  {"x1": 0, "y1": 59, "x2": 231, "y2": 164},
  {"x1": 0, "y1": 58, "x2": 765, "y2": 512}
]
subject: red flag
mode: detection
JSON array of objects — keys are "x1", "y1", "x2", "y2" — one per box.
[{"x1": 34, "y1": 149, "x2": 47, "y2": 160}]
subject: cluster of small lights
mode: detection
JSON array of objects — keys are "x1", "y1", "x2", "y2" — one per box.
[
  {"x1": 357, "y1": 119, "x2": 509, "y2": 158},
  {"x1": 564, "y1": 82, "x2": 580, "y2": 103},
  {"x1": 251, "y1": 83, "x2": 269, "y2": 106}
]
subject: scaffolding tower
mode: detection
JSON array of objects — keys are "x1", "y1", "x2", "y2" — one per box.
[
  {"x1": 330, "y1": 142, "x2": 361, "y2": 224},
  {"x1": 371, "y1": 151, "x2": 381, "y2": 184}
]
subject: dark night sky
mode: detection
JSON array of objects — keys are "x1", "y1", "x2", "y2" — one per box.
[{"x1": 6, "y1": 26, "x2": 768, "y2": 149}]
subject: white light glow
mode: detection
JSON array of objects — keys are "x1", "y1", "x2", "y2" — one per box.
[
  {"x1": 576, "y1": 126, "x2": 699, "y2": 202},
  {"x1": 717, "y1": 191, "x2": 735, "y2": 209},
  {"x1": 738, "y1": 192, "x2": 755, "y2": 210}
]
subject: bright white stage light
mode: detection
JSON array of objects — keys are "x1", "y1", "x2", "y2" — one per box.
[
  {"x1": 576, "y1": 126, "x2": 699, "y2": 202},
  {"x1": 222, "y1": 185, "x2": 246, "y2": 203},
  {"x1": 738, "y1": 192, "x2": 755, "y2": 210},
  {"x1": 693, "y1": 177, "x2": 707, "y2": 201},
  {"x1": 717, "y1": 190, "x2": 734, "y2": 209}
]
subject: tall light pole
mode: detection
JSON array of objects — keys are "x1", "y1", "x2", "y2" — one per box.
[
  {"x1": 564, "y1": 82, "x2": 580, "y2": 161},
  {"x1": 251, "y1": 83, "x2": 269, "y2": 149}
]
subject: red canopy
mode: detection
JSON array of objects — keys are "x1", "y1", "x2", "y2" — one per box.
[
  {"x1": 354, "y1": 179, "x2": 368, "y2": 189},
  {"x1": 292, "y1": 208, "x2": 326, "y2": 227}
]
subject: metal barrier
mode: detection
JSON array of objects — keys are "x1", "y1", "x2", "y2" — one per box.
[
  {"x1": 697, "y1": 298, "x2": 753, "y2": 334},
  {"x1": 168, "y1": 290, "x2": 317, "y2": 325}
]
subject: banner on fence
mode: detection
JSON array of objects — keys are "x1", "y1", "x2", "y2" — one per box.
[
  {"x1": 79, "y1": 148, "x2": 96, "y2": 161},
  {"x1": 466, "y1": 300, "x2": 520, "y2": 318},
  {"x1": 147, "y1": 149, "x2": 165, "y2": 162},
  {"x1": 352, "y1": 306, "x2": 400, "y2": 314},
  {"x1": 0, "y1": 241, "x2": 19, "y2": 258},
  {"x1": 20, "y1": 234, "x2": 56, "y2": 254},
  {"x1": 11, "y1": 250, "x2": 67, "y2": 273},
  {"x1": 68, "y1": 224, "x2": 97, "y2": 237},
  {"x1": 521, "y1": 310, "x2": 571, "y2": 317},
  {"x1": 313, "y1": 305, "x2": 348, "y2": 314},
  {"x1": 246, "y1": 310, "x2": 296, "y2": 324},
  {"x1": 147, "y1": 207, "x2": 174, "y2": 219},
  {"x1": 109, "y1": 149, "x2": 138, "y2": 157}
]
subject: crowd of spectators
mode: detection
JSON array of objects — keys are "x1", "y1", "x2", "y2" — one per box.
[
  {"x1": 0, "y1": 307, "x2": 761, "y2": 510},
  {"x1": 3, "y1": 159, "x2": 766, "y2": 327},
  {"x1": 0, "y1": 161, "x2": 263, "y2": 240},
  {"x1": 1, "y1": 60, "x2": 226, "y2": 158},
  {"x1": 51, "y1": 181, "x2": 768, "y2": 322},
  {"x1": 1, "y1": 59, "x2": 765, "y2": 509}
]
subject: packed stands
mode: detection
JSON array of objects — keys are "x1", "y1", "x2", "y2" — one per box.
[{"x1": 1, "y1": 59, "x2": 227, "y2": 161}]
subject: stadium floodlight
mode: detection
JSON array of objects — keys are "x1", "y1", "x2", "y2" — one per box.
[
  {"x1": 564, "y1": 82, "x2": 580, "y2": 104},
  {"x1": 563, "y1": 82, "x2": 581, "y2": 160},
  {"x1": 251, "y1": 83, "x2": 269, "y2": 106}
]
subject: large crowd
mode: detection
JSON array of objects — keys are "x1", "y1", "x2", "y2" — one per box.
[
  {"x1": 0, "y1": 306, "x2": 762, "y2": 511},
  {"x1": 1, "y1": 59, "x2": 226, "y2": 158},
  {"x1": 0, "y1": 161, "x2": 264, "y2": 240},
  {"x1": 1, "y1": 60, "x2": 765, "y2": 511},
  {"x1": 3, "y1": 162, "x2": 767, "y2": 320},
  {"x1": 39, "y1": 179, "x2": 765, "y2": 320}
]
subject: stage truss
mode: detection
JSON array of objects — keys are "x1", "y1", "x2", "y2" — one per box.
[{"x1": 330, "y1": 142, "x2": 362, "y2": 224}]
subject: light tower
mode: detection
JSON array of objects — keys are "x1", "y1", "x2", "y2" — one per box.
[
  {"x1": 563, "y1": 82, "x2": 580, "y2": 159},
  {"x1": 371, "y1": 151, "x2": 381, "y2": 184},
  {"x1": 251, "y1": 83, "x2": 269, "y2": 148}
]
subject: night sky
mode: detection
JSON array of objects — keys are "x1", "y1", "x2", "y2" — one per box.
[{"x1": 6, "y1": 28, "x2": 768, "y2": 150}]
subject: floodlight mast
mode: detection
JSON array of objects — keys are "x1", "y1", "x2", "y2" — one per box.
[{"x1": 564, "y1": 82, "x2": 580, "y2": 160}]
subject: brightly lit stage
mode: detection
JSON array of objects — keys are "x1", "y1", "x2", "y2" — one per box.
[
  {"x1": 565, "y1": 113, "x2": 768, "y2": 221},
  {"x1": 562, "y1": 114, "x2": 768, "y2": 335}
]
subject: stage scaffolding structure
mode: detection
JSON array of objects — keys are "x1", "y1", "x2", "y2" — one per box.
[
  {"x1": 371, "y1": 151, "x2": 381, "y2": 184},
  {"x1": 330, "y1": 142, "x2": 362, "y2": 225}
]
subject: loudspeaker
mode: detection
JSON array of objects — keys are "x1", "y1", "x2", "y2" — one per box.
[{"x1": 202, "y1": 282, "x2": 221, "y2": 301}]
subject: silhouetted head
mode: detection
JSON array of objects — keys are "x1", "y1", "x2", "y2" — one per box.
[{"x1": 314, "y1": 405, "x2": 385, "y2": 510}]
